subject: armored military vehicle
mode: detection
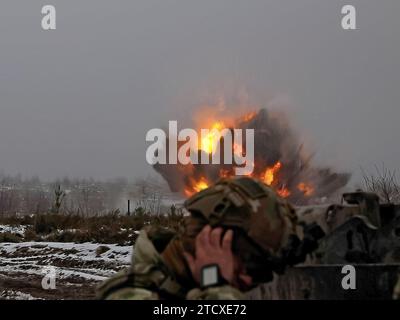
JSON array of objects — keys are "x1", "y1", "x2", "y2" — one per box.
[{"x1": 249, "y1": 191, "x2": 400, "y2": 299}]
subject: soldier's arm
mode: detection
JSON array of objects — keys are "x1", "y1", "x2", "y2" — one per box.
[
  {"x1": 105, "y1": 287, "x2": 159, "y2": 300},
  {"x1": 96, "y1": 268, "x2": 160, "y2": 300},
  {"x1": 97, "y1": 229, "x2": 169, "y2": 300},
  {"x1": 97, "y1": 268, "x2": 244, "y2": 300},
  {"x1": 186, "y1": 285, "x2": 246, "y2": 300},
  {"x1": 183, "y1": 226, "x2": 251, "y2": 300}
]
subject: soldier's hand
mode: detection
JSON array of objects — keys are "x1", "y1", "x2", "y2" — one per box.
[{"x1": 183, "y1": 225, "x2": 237, "y2": 285}]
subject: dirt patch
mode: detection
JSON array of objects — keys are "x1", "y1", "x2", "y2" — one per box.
[{"x1": 0, "y1": 272, "x2": 98, "y2": 300}]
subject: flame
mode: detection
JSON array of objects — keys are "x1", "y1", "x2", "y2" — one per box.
[
  {"x1": 219, "y1": 169, "x2": 231, "y2": 178},
  {"x1": 277, "y1": 188, "x2": 291, "y2": 198},
  {"x1": 297, "y1": 182, "x2": 314, "y2": 196},
  {"x1": 200, "y1": 121, "x2": 225, "y2": 154},
  {"x1": 185, "y1": 177, "x2": 209, "y2": 197},
  {"x1": 193, "y1": 178, "x2": 209, "y2": 192},
  {"x1": 263, "y1": 161, "x2": 282, "y2": 185},
  {"x1": 183, "y1": 110, "x2": 314, "y2": 201}
]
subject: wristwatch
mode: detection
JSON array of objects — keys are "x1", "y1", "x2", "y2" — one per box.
[{"x1": 200, "y1": 264, "x2": 227, "y2": 288}]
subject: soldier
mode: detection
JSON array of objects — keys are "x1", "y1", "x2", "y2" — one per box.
[{"x1": 96, "y1": 176, "x2": 323, "y2": 300}]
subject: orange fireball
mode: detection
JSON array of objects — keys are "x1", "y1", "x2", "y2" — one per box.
[
  {"x1": 277, "y1": 187, "x2": 291, "y2": 198},
  {"x1": 297, "y1": 182, "x2": 314, "y2": 196},
  {"x1": 263, "y1": 161, "x2": 282, "y2": 185},
  {"x1": 200, "y1": 121, "x2": 225, "y2": 154},
  {"x1": 184, "y1": 177, "x2": 209, "y2": 197},
  {"x1": 182, "y1": 110, "x2": 316, "y2": 201}
]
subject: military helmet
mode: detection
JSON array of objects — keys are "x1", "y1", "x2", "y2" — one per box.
[{"x1": 184, "y1": 176, "x2": 298, "y2": 255}]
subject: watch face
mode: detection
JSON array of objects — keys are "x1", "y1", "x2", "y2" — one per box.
[{"x1": 201, "y1": 265, "x2": 219, "y2": 287}]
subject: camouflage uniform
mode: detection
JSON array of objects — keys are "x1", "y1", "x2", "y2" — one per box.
[
  {"x1": 97, "y1": 177, "x2": 322, "y2": 300},
  {"x1": 97, "y1": 226, "x2": 244, "y2": 300}
]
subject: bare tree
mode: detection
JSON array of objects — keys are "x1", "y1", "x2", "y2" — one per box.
[
  {"x1": 361, "y1": 164, "x2": 400, "y2": 204},
  {"x1": 51, "y1": 185, "x2": 66, "y2": 214},
  {"x1": 75, "y1": 182, "x2": 106, "y2": 216},
  {"x1": 131, "y1": 177, "x2": 164, "y2": 215}
]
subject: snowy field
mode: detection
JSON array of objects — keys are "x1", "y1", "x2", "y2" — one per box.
[{"x1": 0, "y1": 225, "x2": 133, "y2": 300}]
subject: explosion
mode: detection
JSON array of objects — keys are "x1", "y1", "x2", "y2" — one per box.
[
  {"x1": 200, "y1": 121, "x2": 225, "y2": 153},
  {"x1": 186, "y1": 176, "x2": 209, "y2": 196},
  {"x1": 263, "y1": 161, "x2": 282, "y2": 186},
  {"x1": 153, "y1": 107, "x2": 350, "y2": 204}
]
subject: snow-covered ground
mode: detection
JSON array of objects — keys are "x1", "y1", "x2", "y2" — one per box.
[
  {"x1": 1, "y1": 241, "x2": 132, "y2": 279},
  {"x1": 0, "y1": 290, "x2": 42, "y2": 300},
  {"x1": 0, "y1": 224, "x2": 28, "y2": 236},
  {"x1": 0, "y1": 240, "x2": 133, "y2": 299}
]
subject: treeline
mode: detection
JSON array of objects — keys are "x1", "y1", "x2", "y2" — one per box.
[
  {"x1": 0, "y1": 174, "x2": 170, "y2": 217},
  {"x1": 0, "y1": 211, "x2": 184, "y2": 244}
]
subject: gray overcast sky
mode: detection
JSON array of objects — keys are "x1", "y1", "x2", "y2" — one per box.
[{"x1": 0, "y1": 1, "x2": 399, "y2": 184}]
